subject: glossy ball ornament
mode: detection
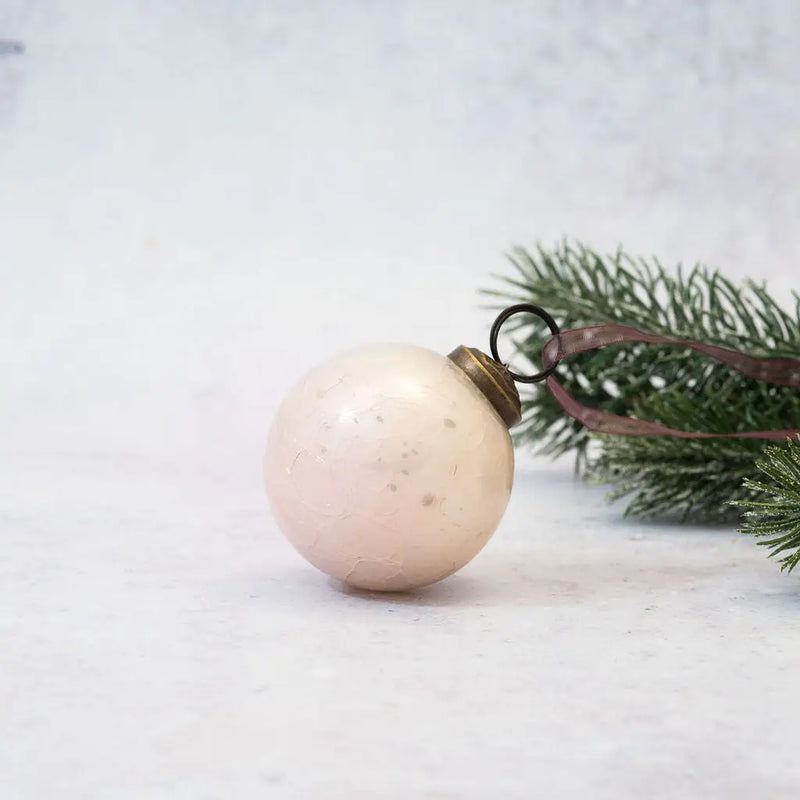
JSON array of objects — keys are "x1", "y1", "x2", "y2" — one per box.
[{"x1": 265, "y1": 343, "x2": 518, "y2": 591}]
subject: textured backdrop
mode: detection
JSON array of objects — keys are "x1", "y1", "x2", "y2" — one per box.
[{"x1": 2, "y1": 3, "x2": 799, "y2": 799}]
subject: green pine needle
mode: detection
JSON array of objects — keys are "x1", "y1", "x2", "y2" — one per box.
[
  {"x1": 733, "y1": 439, "x2": 800, "y2": 572},
  {"x1": 590, "y1": 391, "x2": 771, "y2": 522},
  {"x1": 484, "y1": 241, "x2": 800, "y2": 521}
]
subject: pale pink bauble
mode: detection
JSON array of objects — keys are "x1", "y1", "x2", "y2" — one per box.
[{"x1": 264, "y1": 344, "x2": 514, "y2": 591}]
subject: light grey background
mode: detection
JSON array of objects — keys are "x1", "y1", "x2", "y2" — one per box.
[{"x1": 1, "y1": 2, "x2": 799, "y2": 799}]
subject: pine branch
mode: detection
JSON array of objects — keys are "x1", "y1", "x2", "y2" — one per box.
[
  {"x1": 733, "y1": 439, "x2": 800, "y2": 572},
  {"x1": 590, "y1": 391, "x2": 771, "y2": 522},
  {"x1": 484, "y1": 241, "x2": 800, "y2": 520}
]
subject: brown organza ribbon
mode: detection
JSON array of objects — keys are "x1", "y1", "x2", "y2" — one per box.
[{"x1": 541, "y1": 325, "x2": 800, "y2": 440}]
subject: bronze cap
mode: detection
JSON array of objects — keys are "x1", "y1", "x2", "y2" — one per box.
[{"x1": 447, "y1": 345, "x2": 521, "y2": 428}]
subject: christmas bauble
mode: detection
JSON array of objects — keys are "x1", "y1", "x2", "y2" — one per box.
[{"x1": 265, "y1": 343, "x2": 518, "y2": 591}]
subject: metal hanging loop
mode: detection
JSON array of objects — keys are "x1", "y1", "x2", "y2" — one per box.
[{"x1": 489, "y1": 303, "x2": 561, "y2": 384}]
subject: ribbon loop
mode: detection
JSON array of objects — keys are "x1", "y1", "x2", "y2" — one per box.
[{"x1": 540, "y1": 324, "x2": 800, "y2": 440}]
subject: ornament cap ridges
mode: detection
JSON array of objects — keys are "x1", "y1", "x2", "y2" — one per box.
[{"x1": 447, "y1": 345, "x2": 522, "y2": 428}]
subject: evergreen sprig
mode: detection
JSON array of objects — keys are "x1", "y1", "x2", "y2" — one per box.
[
  {"x1": 734, "y1": 439, "x2": 800, "y2": 572},
  {"x1": 484, "y1": 241, "x2": 800, "y2": 522}
]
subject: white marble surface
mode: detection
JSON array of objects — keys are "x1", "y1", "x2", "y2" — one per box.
[{"x1": 1, "y1": 2, "x2": 799, "y2": 798}]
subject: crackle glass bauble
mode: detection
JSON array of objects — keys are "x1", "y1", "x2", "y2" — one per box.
[{"x1": 264, "y1": 344, "x2": 514, "y2": 591}]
